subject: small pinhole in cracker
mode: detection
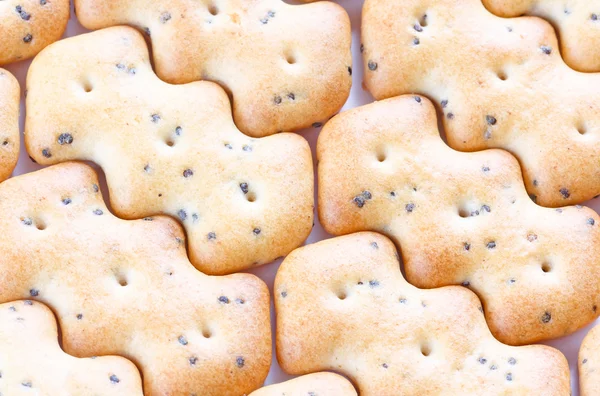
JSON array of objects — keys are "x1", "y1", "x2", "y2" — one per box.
[
  {"x1": 246, "y1": 192, "x2": 257, "y2": 202},
  {"x1": 336, "y1": 289, "x2": 347, "y2": 300},
  {"x1": 496, "y1": 70, "x2": 508, "y2": 81},
  {"x1": 541, "y1": 261, "x2": 553, "y2": 273},
  {"x1": 419, "y1": 13, "x2": 428, "y2": 27},
  {"x1": 285, "y1": 52, "x2": 297, "y2": 65},
  {"x1": 457, "y1": 207, "x2": 470, "y2": 218},
  {"x1": 202, "y1": 327, "x2": 212, "y2": 338},
  {"x1": 116, "y1": 272, "x2": 128, "y2": 287},
  {"x1": 376, "y1": 148, "x2": 387, "y2": 162},
  {"x1": 208, "y1": 3, "x2": 219, "y2": 16},
  {"x1": 165, "y1": 138, "x2": 175, "y2": 147},
  {"x1": 81, "y1": 79, "x2": 93, "y2": 93},
  {"x1": 420, "y1": 342, "x2": 431, "y2": 356},
  {"x1": 577, "y1": 123, "x2": 587, "y2": 135},
  {"x1": 35, "y1": 220, "x2": 46, "y2": 231}
]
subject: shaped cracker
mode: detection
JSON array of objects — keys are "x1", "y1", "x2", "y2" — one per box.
[
  {"x1": 318, "y1": 95, "x2": 600, "y2": 345},
  {"x1": 0, "y1": 69, "x2": 19, "y2": 182},
  {"x1": 483, "y1": 0, "x2": 600, "y2": 72},
  {"x1": 25, "y1": 26, "x2": 314, "y2": 275},
  {"x1": 0, "y1": 0, "x2": 69, "y2": 65},
  {"x1": 0, "y1": 300, "x2": 142, "y2": 395},
  {"x1": 0, "y1": 162, "x2": 271, "y2": 395},
  {"x1": 248, "y1": 373, "x2": 357, "y2": 396},
  {"x1": 73, "y1": 0, "x2": 351, "y2": 137},
  {"x1": 362, "y1": 0, "x2": 600, "y2": 206},
  {"x1": 275, "y1": 232, "x2": 570, "y2": 395},
  {"x1": 580, "y1": 324, "x2": 600, "y2": 396}
]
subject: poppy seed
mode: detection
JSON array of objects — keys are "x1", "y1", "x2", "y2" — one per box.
[
  {"x1": 58, "y1": 133, "x2": 73, "y2": 145},
  {"x1": 368, "y1": 61, "x2": 378, "y2": 71},
  {"x1": 218, "y1": 296, "x2": 230, "y2": 304},
  {"x1": 236, "y1": 356, "x2": 245, "y2": 368}
]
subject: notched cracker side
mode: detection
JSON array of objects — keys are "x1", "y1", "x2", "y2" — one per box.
[
  {"x1": 580, "y1": 324, "x2": 600, "y2": 396},
  {"x1": 275, "y1": 232, "x2": 570, "y2": 395},
  {"x1": 0, "y1": 300, "x2": 143, "y2": 395},
  {"x1": 0, "y1": 69, "x2": 19, "y2": 182},
  {"x1": 0, "y1": 162, "x2": 272, "y2": 396},
  {"x1": 25, "y1": 26, "x2": 314, "y2": 275},
  {"x1": 363, "y1": 0, "x2": 600, "y2": 205},
  {"x1": 0, "y1": 0, "x2": 69, "y2": 65},
  {"x1": 317, "y1": 95, "x2": 600, "y2": 345},
  {"x1": 73, "y1": 0, "x2": 352, "y2": 137}
]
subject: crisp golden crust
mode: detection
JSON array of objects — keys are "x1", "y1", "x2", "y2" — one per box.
[
  {"x1": 0, "y1": 162, "x2": 272, "y2": 395},
  {"x1": 73, "y1": 0, "x2": 352, "y2": 137},
  {"x1": 483, "y1": 0, "x2": 600, "y2": 72},
  {"x1": 362, "y1": 0, "x2": 600, "y2": 206},
  {"x1": 25, "y1": 26, "x2": 314, "y2": 275},
  {"x1": 248, "y1": 373, "x2": 357, "y2": 396},
  {"x1": 580, "y1": 324, "x2": 600, "y2": 396},
  {"x1": 275, "y1": 233, "x2": 570, "y2": 395},
  {"x1": 317, "y1": 95, "x2": 600, "y2": 345},
  {"x1": 0, "y1": 300, "x2": 143, "y2": 395},
  {"x1": 0, "y1": 0, "x2": 69, "y2": 65},
  {"x1": 0, "y1": 69, "x2": 19, "y2": 182}
]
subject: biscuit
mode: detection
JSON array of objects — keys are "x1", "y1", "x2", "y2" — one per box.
[
  {"x1": 25, "y1": 26, "x2": 314, "y2": 275},
  {"x1": 0, "y1": 162, "x2": 272, "y2": 395},
  {"x1": 73, "y1": 0, "x2": 352, "y2": 137},
  {"x1": 275, "y1": 232, "x2": 570, "y2": 395},
  {"x1": 248, "y1": 373, "x2": 357, "y2": 396},
  {"x1": 0, "y1": 300, "x2": 143, "y2": 395},
  {"x1": 580, "y1": 324, "x2": 600, "y2": 396},
  {"x1": 317, "y1": 95, "x2": 600, "y2": 345},
  {"x1": 483, "y1": 0, "x2": 600, "y2": 72},
  {"x1": 362, "y1": 0, "x2": 600, "y2": 206},
  {"x1": 0, "y1": 69, "x2": 19, "y2": 182},
  {"x1": 0, "y1": 0, "x2": 70, "y2": 65}
]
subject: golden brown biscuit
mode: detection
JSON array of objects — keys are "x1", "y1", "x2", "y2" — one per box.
[
  {"x1": 483, "y1": 0, "x2": 600, "y2": 72},
  {"x1": 580, "y1": 324, "x2": 600, "y2": 396},
  {"x1": 25, "y1": 26, "x2": 314, "y2": 275},
  {"x1": 0, "y1": 0, "x2": 69, "y2": 65},
  {"x1": 362, "y1": 0, "x2": 600, "y2": 206},
  {"x1": 318, "y1": 95, "x2": 600, "y2": 345},
  {"x1": 0, "y1": 300, "x2": 143, "y2": 395},
  {"x1": 0, "y1": 69, "x2": 19, "y2": 182},
  {"x1": 248, "y1": 373, "x2": 357, "y2": 396},
  {"x1": 0, "y1": 162, "x2": 272, "y2": 395},
  {"x1": 275, "y1": 232, "x2": 571, "y2": 395},
  {"x1": 73, "y1": 0, "x2": 352, "y2": 137}
]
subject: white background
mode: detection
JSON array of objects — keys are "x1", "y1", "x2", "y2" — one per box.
[{"x1": 4, "y1": 1, "x2": 598, "y2": 394}]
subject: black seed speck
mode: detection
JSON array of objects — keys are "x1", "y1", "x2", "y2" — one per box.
[
  {"x1": 281, "y1": 291, "x2": 287, "y2": 298},
  {"x1": 447, "y1": 112, "x2": 454, "y2": 120},
  {"x1": 178, "y1": 336, "x2": 188, "y2": 346},
  {"x1": 508, "y1": 278, "x2": 516, "y2": 284},
  {"x1": 399, "y1": 298, "x2": 407, "y2": 304},
  {"x1": 240, "y1": 183, "x2": 249, "y2": 194},
  {"x1": 506, "y1": 373, "x2": 513, "y2": 381},
  {"x1": 592, "y1": 14, "x2": 598, "y2": 21},
  {"x1": 151, "y1": 114, "x2": 161, "y2": 123},
  {"x1": 348, "y1": 66, "x2": 352, "y2": 76},
  {"x1": 144, "y1": 27, "x2": 151, "y2": 36},
  {"x1": 243, "y1": 145, "x2": 252, "y2": 152},
  {"x1": 368, "y1": 61, "x2": 378, "y2": 71},
  {"x1": 62, "y1": 198, "x2": 72, "y2": 205},
  {"x1": 218, "y1": 296, "x2": 230, "y2": 304},
  {"x1": 541, "y1": 45, "x2": 552, "y2": 54},
  {"x1": 23, "y1": 34, "x2": 33, "y2": 43},
  {"x1": 383, "y1": 363, "x2": 388, "y2": 368},
  {"x1": 559, "y1": 188, "x2": 570, "y2": 199},
  {"x1": 412, "y1": 37, "x2": 420, "y2": 45},
  {"x1": 274, "y1": 96, "x2": 282, "y2": 105},
  {"x1": 22, "y1": 218, "x2": 32, "y2": 226},
  {"x1": 16, "y1": 6, "x2": 31, "y2": 21},
  {"x1": 478, "y1": 357, "x2": 487, "y2": 364},
  {"x1": 24, "y1": 300, "x2": 32, "y2": 305},
  {"x1": 369, "y1": 280, "x2": 380, "y2": 288},
  {"x1": 160, "y1": 12, "x2": 172, "y2": 23},
  {"x1": 482, "y1": 166, "x2": 490, "y2": 172},
  {"x1": 9, "y1": 306, "x2": 16, "y2": 311},
  {"x1": 178, "y1": 210, "x2": 187, "y2": 221},
  {"x1": 207, "y1": 232, "x2": 216, "y2": 240},
  {"x1": 360, "y1": 44, "x2": 364, "y2": 53},
  {"x1": 22, "y1": 382, "x2": 32, "y2": 387},
  {"x1": 464, "y1": 242, "x2": 471, "y2": 251},
  {"x1": 29, "y1": 289, "x2": 39, "y2": 297},
  {"x1": 58, "y1": 133, "x2": 73, "y2": 145},
  {"x1": 93, "y1": 209, "x2": 103, "y2": 216},
  {"x1": 486, "y1": 241, "x2": 496, "y2": 249},
  {"x1": 414, "y1": 96, "x2": 421, "y2": 103},
  {"x1": 390, "y1": 191, "x2": 396, "y2": 197},
  {"x1": 183, "y1": 169, "x2": 194, "y2": 178},
  {"x1": 42, "y1": 148, "x2": 52, "y2": 158},
  {"x1": 508, "y1": 357, "x2": 516, "y2": 365},
  {"x1": 486, "y1": 115, "x2": 496, "y2": 125},
  {"x1": 144, "y1": 217, "x2": 153, "y2": 221},
  {"x1": 371, "y1": 242, "x2": 378, "y2": 249},
  {"x1": 594, "y1": 305, "x2": 597, "y2": 312},
  {"x1": 189, "y1": 357, "x2": 198, "y2": 366},
  {"x1": 77, "y1": 314, "x2": 83, "y2": 320},
  {"x1": 175, "y1": 126, "x2": 182, "y2": 136},
  {"x1": 312, "y1": 122, "x2": 323, "y2": 128},
  {"x1": 441, "y1": 100, "x2": 448, "y2": 108},
  {"x1": 490, "y1": 365, "x2": 497, "y2": 370},
  {"x1": 481, "y1": 205, "x2": 491, "y2": 213},
  {"x1": 414, "y1": 24, "x2": 423, "y2": 32},
  {"x1": 406, "y1": 203, "x2": 415, "y2": 212},
  {"x1": 287, "y1": 93, "x2": 295, "y2": 100},
  {"x1": 236, "y1": 298, "x2": 245, "y2": 304},
  {"x1": 462, "y1": 281, "x2": 470, "y2": 287},
  {"x1": 541, "y1": 311, "x2": 551, "y2": 323},
  {"x1": 253, "y1": 228, "x2": 261, "y2": 235},
  {"x1": 583, "y1": 358, "x2": 588, "y2": 364},
  {"x1": 144, "y1": 164, "x2": 151, "y2": 173},
  {"x1": 236, "y1": 356, "x2": 245, "y2": 368},
  {"x1": 588, "y1": 218, "x2": 595, "y2": 226}
]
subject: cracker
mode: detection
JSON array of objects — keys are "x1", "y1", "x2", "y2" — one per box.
[
  {"x1": 580, "y1": 324, "x2": 600, "y2": 396},
  {"x1": 0, "y1": 0, "x2": 69, "y2": 65},
  {"x1": 248, "y1": 372, "x2": 356, "y2": 396},
  {"x1": 0, "y1": 69, "x2": 19, "y2": 182},
  {"x1": 275, "y1": 232, "x2": 570, "y2": 395},
  {"x1": 72, "y1": 0, "x2": 352, "y2": 137},
  {"x1": 0, "y1": 162, "x2": 272, "y2": 395},
  {"x1": 0, "y1": 300, "x2": 143, "y2": 395},
  {"x1": 25, "y1": 26, "x2": 314, "y2": 275},
  {"x1": 483, "y1": 0, "x2": 600, "y2": 72},
  {"x1": 362, "y1": 0, "x2": 600, "y2": 206},
  {"x1": 317, "y1": 95, "x2": 600, "y2": 345}
]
